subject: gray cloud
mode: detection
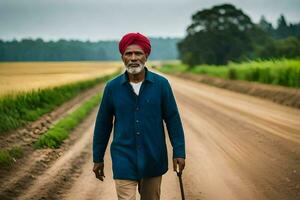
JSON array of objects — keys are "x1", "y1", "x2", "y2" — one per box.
[{"x1": 0, "y1": 0, "x2": 299, "y2": 41}]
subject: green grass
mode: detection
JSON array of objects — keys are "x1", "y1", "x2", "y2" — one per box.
[
  {"x1": 0, "y1": 146, "x2": 23, "y2": 167},
  {"x1": 0, "y1": 71, "x2": 120, "y2": 135},
  {"x1": 159, "y1": 59, "x2": 300, "y2": 88},
  {"x1": 34, "y1": 93, "x2": 102, "y2": 149}
]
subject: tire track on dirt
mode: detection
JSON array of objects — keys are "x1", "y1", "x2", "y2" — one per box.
[
  {"x1": 177, "y1": 100, "x2": 261, "y2": 200},
  {"x1": 2, "y1": 74, "x2": 300, "y2": 200},
  {"x1": 15, "y1": 115, "x2": 96, "y2": 200},
  {"x1": 172, "y1": 75, "x2": 300, "y2": 143},
  {"x1": 169, "y1": 75, "x2": 300, "y2": 200},
  {"x1": 51, "y1": 74, "x2": 300, "y2": 200},
  {"x1": 0, "y1": 94, "x2": 101, "y2": 199}
]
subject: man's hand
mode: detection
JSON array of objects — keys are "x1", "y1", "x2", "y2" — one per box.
[
  {"x1": 173, "y1": 158, "x2": 185, "y2": 174},
  {"x1": 93, "y1": 162, "x2": 105, "y2": 181}
]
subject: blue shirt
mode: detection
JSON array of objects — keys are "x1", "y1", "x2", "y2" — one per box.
[{"x1": 93, "y1": 68, "x2": 185, "y2": 180}]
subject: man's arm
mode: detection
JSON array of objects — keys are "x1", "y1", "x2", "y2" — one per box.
[
  {"x1": 161, "y1": 79, "x2": 186, "y2": 173},
  {"x1": 92, "y1": 83, "x2": 114, "y2": 180}
]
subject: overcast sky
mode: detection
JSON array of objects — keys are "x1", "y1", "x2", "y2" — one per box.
[{"x1": 0, "y1": 0, "x2": 299, "y2": 41}]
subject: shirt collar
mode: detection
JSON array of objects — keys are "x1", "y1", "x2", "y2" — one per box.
[{"x1": 120, "y1": 67, "x2": 154, "y2": 85}]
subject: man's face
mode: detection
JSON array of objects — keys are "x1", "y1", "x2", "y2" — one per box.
[{"x1": 122, "y1": 44, "x2": 147, "y2": 74}]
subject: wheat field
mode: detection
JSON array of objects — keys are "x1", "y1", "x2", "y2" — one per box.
[{"x1": 0, "y1": 61, "x2": 123, "y2": 96}]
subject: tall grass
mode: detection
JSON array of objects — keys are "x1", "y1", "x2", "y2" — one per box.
[
  {"x1": 0, "y1": 146, "x2": 23, "y2": 167},
  {"x1": 34, "y1": 93, "x2": 101, "y2": 148},
  {"x1": 0, "y1": 72, "x2": 119, "y2": 134},
  {"x1": 159, "y1": 59, "x2": 300, "y2": 88}
]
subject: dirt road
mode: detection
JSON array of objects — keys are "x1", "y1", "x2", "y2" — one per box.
[{"x1": 1, "y1": 74, "x2": 299, "y2": 200}]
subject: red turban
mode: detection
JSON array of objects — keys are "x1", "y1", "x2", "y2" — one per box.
[{"x1": 119, "y1": 32, "x2": 151, "y2": 55}]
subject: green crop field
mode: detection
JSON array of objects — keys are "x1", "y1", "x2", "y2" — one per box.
[{"x1": 159, "y1": 59, "x2": 300, "y2": 88}]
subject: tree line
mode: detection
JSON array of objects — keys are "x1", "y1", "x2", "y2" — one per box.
[
  {"x1": 1, "y1": 3, "x2": 299, "y2": 65},
  {"x1": 259, "y1": 15, "x2": 300, "y2": 39},
  {"x1": 0, "y1": 38, "x2": 180, "y2": 61},
  {"x1": 178, "y1": 4, "x2": 300, "y2": 66}
]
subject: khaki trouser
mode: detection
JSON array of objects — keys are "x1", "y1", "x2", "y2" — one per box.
[{"x1": 115, "y1": 176, "x2": 162, "y2": 200}]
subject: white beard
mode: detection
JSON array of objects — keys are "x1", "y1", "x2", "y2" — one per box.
[{"x1": 125, "y1": 63, "x2": 145, "y2": 74}]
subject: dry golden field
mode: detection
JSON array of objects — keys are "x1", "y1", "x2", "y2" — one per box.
[{"x1": 0, "y1": 61, "x2": 122, "y2": 96}]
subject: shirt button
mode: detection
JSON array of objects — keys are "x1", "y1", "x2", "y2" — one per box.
[
  {"x1": 136, "y1": 120, "x2": 139, "y2": 123},
  {"x1": 136, "y1": 132, "x2": 140, "y2": 135},
  {"x1": 136, "y1": 107, "x2": 139, "y2": 111}
]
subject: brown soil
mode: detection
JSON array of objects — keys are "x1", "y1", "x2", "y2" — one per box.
[{"x1": 1, "y1": 74, "x2": 300, "y2": 200}]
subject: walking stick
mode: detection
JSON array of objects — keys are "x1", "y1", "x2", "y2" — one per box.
[{"x1": 176, "y1": 171, "x2": 185, "y2": 200}]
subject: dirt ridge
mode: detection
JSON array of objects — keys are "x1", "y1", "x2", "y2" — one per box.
[{"x1": 172, "y1": 72, "x2": 300, "y2": 109}]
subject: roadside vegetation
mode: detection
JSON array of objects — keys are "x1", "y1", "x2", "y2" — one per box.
[
  {"x1": 34, "y1": 93, "x2": 101, "y2": 148},
  {"x1": 0, "y1": 146, "x2": 23, "y2": 168},
  {"x1": 0, "y1": 93, "x2": 102, "y2": 167},
  {"x1": 159, "y1": 59, "x2": 300, "y2": 88},
  {"x1": 0, "y1": 72, "x2": 119, "y2": 135},
  {"x1": 0, "y1": 71, "x2": 119, "y2": 167}
]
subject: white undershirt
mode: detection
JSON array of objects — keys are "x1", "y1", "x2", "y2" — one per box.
[{"x1": 130, "y1": 81, "x2": 143, "y2": 95}]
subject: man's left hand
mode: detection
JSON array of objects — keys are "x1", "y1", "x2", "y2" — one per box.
[{"x1": 173, "y1": 158, "x2": 185, "y2": 173}]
